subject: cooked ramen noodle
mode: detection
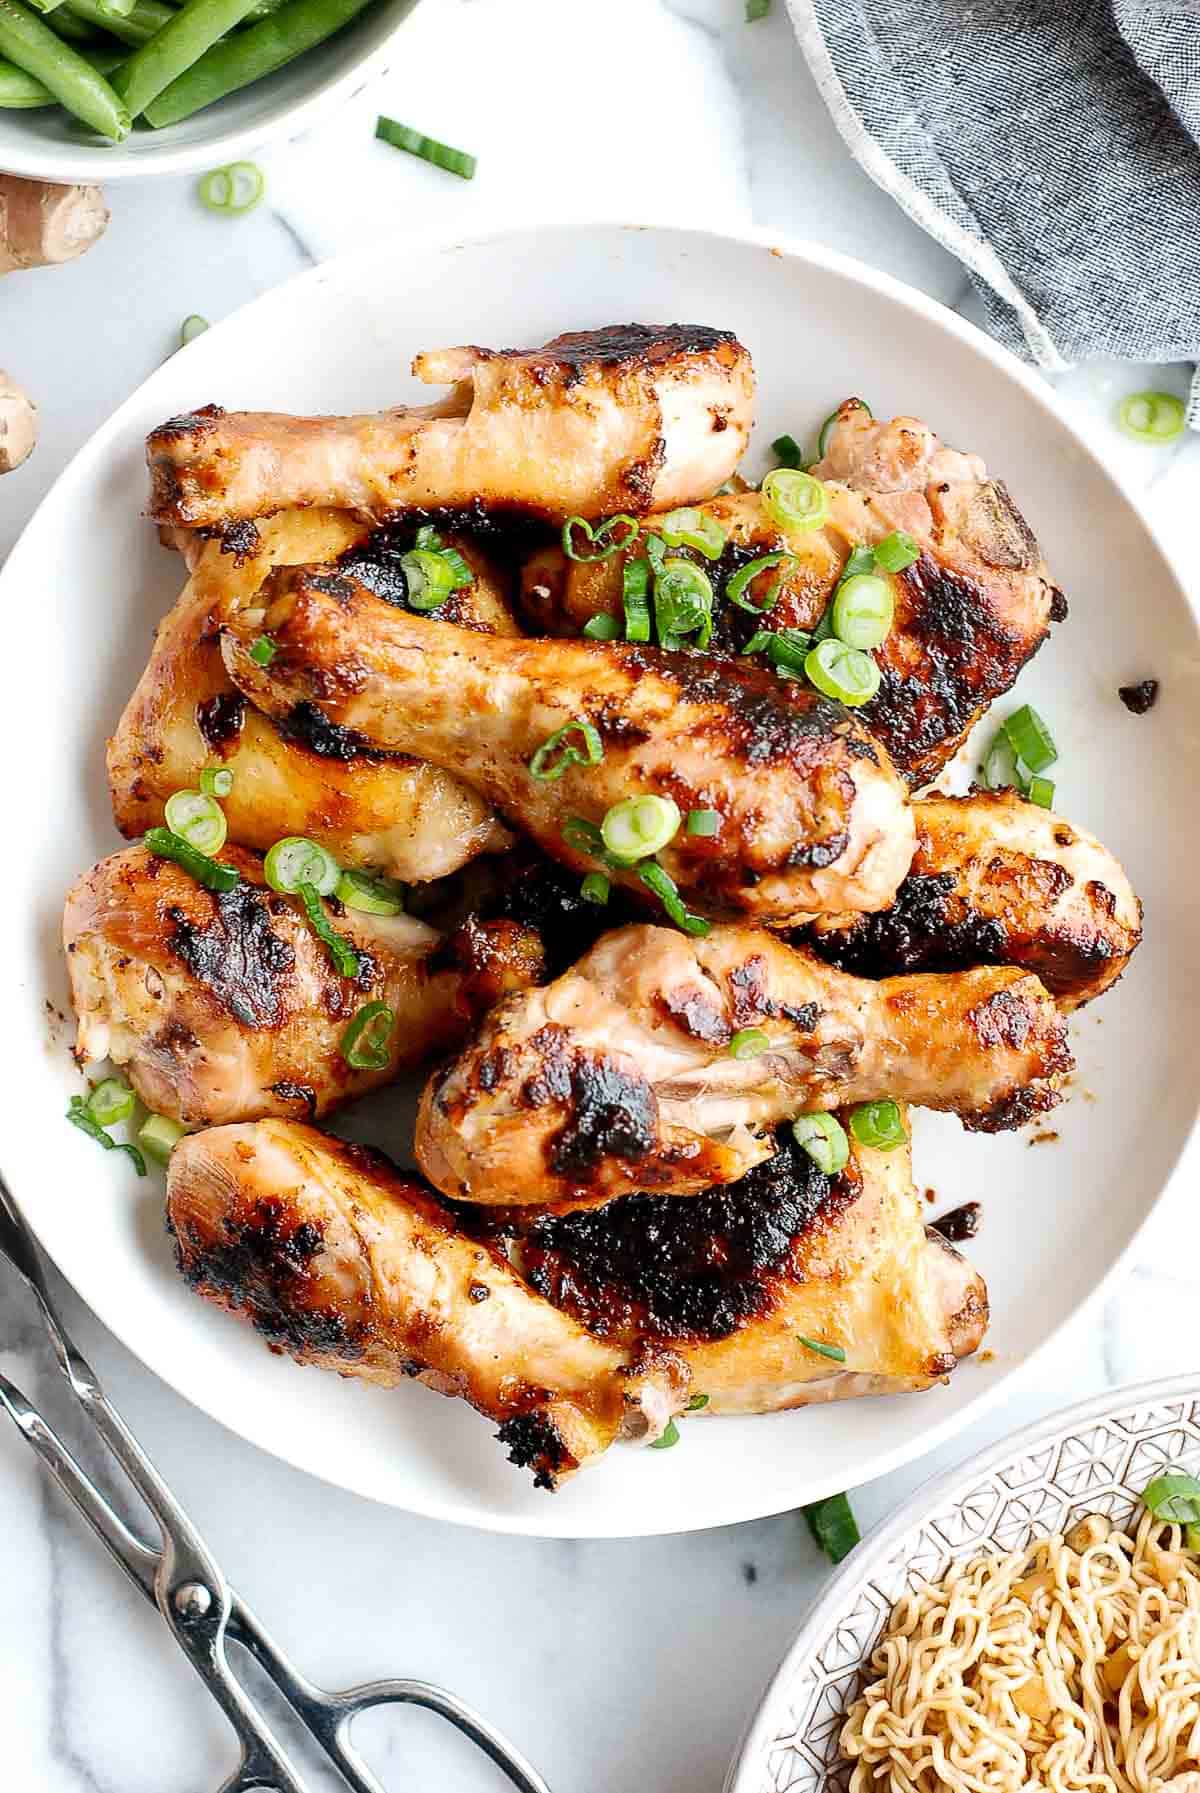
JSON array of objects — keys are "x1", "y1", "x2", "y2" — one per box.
[{"x1": 840, "y1": 1508, "x2": 1200, "y2": 1793}]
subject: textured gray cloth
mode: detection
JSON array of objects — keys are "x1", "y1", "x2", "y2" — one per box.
[{"x1": 789, "y1": 0, "x2": 1200, "y2": 420}]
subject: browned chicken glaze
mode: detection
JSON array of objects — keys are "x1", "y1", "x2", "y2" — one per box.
[
  {"x1": 145, "y1": 324, "x2": 755, "y2": 530},
  {"x1": 221, "y1": 566, "x2": 917, "y2": 924},
  {"x1": 64, "y1": 844, "x2": 542, "y2": 1127},
  {"x1": 805, "y1": 789, "x2": 1142, "y2": 1008},
  {"x1": 522, "y1": 402, "x2": 1064, "y2": 786},
  {"x1": 416, "y1": 923, "x2": 1073, "y2": 1210},
  {"x1": 167, "y1": 1121, "x2": 687, "y2": 1487},
  {"x1": 108, "y1": 509, "x2": 515, "y2": 884},
  {"x1": 516, "y1": 1115, "x2": 987, "y2": 1412}
]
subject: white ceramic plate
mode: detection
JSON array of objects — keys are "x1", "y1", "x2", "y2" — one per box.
[
  {"x1": 726, "y1": 1374, "x2": 1200, "y2": 1792},
  {"x1": 0, "y1": 0, "x2": 420, "y2": 182},
  {"x1": 4, "y1": 223, "x2": 1198, "y2": 1538}
]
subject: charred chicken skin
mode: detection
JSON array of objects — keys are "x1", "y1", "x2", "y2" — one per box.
[
  {"x1": 167, "y1": 1121, "x2": 686, "y2": 1487},
  {"x1": 805, "y1": 789, "x2": 1141, "y2": 1008},
  {"x1": 108, "y1": 509, "x2": 515, "y2": 884},
  {"x1": 221, "y1": 566, "x2": 917, "y2": 924},
  {"x1": 522, "y1": 401, "x2": 1064, "y2": 786},
  {"x1": 517, "y1": 1115, "x2": 987, "y2": 1411},
  {"x1": 416, "y1": 923, "x2": 1073, "y2": 1210},
  {"x1": 64, "y1": 844, "x2": 542, "y2": 1128},
  {"x1": 145, "y1": 324, "x2": 755, "y2": 530}
]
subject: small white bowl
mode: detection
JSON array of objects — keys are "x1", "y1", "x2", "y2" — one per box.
[{"x1": 0, "y1": 0, "x2": 421, "y2": 182}]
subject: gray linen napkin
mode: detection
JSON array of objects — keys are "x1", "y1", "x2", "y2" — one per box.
[{"x1": 788, "y1": 0, "x2": 1200, "y2": 421}]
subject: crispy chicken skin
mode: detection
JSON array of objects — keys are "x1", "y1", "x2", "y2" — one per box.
[
  {"x1": 108, "y1": 509, "x2": 514, "y2": 883},
  {"x1": 517, "y1": 1117, "x2": 988, "y2": 1411},
  {"x1": 416, "y1": 923, "x2": 1073, "y2": 1210},
  {"x1": 145, "y1": 324, "x2": 755, "y2": 530},
  {"x1": 64, "y1": 844, "x2": 542, "y2": 1128},
  {"x1": 806, "y1": 789, "x2": 1142, "y2": 1008},
  {"x1": 167, "y1": 1121, "x2": 686, "y2": 1487},
  {"x1": 522, "y1": 403, "x2": 1064, "y2": 786},
  {"x1": 221, "y1": 566, "x2": 917, "y2": 923}
]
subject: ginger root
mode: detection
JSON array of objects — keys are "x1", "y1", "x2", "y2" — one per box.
[
  {"x1": 0, "y1": 175, "x2": 108, "y2": 275},
  {"x1": 0, "y1": 373, "x2": 37, "y2": 473}
]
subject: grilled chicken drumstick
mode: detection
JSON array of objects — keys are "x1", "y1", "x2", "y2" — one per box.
[
  {"x1": 167, "y1": 1121, "x2": 687, "y2": 1487},
  {"x1": 64, "y1": 844, "x2": 542, "y2": 1128},
  {"x1": 146, "y1": 324, "x2": 755, "y2": 530},
  {"x1": 222, "y1": 566, "x2": 916, "y2": 923},
  {"x1": 416, "y1": 923, "x2": 1072, "y2": 1209},
  {"x1": 109, "y1": 509, "x2": 514, "y2": 884},
  {"x1": 517, "y1": 1115, "x2": 987, "y2": 1411},
  {"x1": 805, "y1": 788, "x2": 1141, "y2": 1008},
  {"x1": 522, "y1": 400, "x2": 1064, "y2": 786}
]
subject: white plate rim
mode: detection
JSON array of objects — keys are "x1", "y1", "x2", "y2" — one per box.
[
  {"x1": 723, "y1": 1370, "x2": 1200, "y2": 1792},
  {"x1": 6, "y1": 217, "x2": 1198, "y2": 1537}
]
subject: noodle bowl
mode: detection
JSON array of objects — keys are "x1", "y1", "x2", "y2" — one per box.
[{"x1": 840, "y1": 1509, "x2": 1200, "y2": 1793}]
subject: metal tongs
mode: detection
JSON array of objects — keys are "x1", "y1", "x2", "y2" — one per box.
[{"x1": 0, "y1": 1170, "x2": 551, "y2": 1793}]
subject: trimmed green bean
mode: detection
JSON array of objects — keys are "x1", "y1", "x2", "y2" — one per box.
[
  {"x1": 144, "y1": 0, "x2": 374, "y2": 126},
  {"x1": 0, "y1": 0, "x2": 128, "y2": 133},
  {"x1": 0, "y1": 41, "x2": 117, "y2": 99},
  {"x1": 48, "y1": 6, "x2": 102, "y2": 40},
  {"x1": 113, "y1": 0, "x2": 258, "y2": 114},
  {"x1": 64, "y1": 0, "x2": 170, "y2": 46}
]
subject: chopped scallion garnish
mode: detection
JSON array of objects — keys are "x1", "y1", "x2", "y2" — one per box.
[
  {"x1": 805, "y1": 638, "x2": 881, "y2": 706},
  {"x1": 804, "y1": 1491, "x2": 860, "y2": 1563},
  {"x1": 649, "y1": 1418, "x2": 681, "y2": 1450},
  {"x1": 144, "y1": 827, "x2": 240, "y2": 893},
  {"x1": 583, "y1": 613, "x2": 621, "y2": 641},
  {"x1": 561, "y1": 513, "x2": 639, "y2": 563},
  {"x1": 761, "y1": 468, "x2": 829, "y2": 533},
  {"x1": 654, "y1": 558, "x2": 714, "y2": 650},
  {"x1": 580, "y1": 871, "x2": 611, "y2": 906},
  {"x1": 771, "y1": 433, "x2": 804, "y2": 468},
  {"x1": 335, "y1": 868, "x2": 405, "y2": 916},
  {"x1": 1115, "y1": 389, "x2": 1186, "y2": 445},
  {"x1": 873, "y1": 530, "x2": 920, "y2": 573},
  {"x1": 686, "y1": 1393, "x2": 709, "y2": 1410},
  {"x1": 179, "y1": 314, "x2": 209, "y2": 347},
  {"x1": 138, "y1": 1113, "x2": 186, "y2": 1166},
  {"x1": 248, "y1": 634, "x2": 276, "y2": 666},
  {"x1": 622, "y1": 559, "x2": 652, "y2": 641},
  {"x1": 798, "y1": 1335, "x2": 847, "y2": 1363},
  {"x1": 375, "y1": 116, "x2": 476, "y2": 179},
  {"x1": 86, "y1": 1078, "x2": 136, "y2": 1128},
  {"x1": 295, "y1": 881, "x2": 361, "y2": 980},
  {"x1": 745, "y1": 0, "x2": 770, "y2": 18},
  {"x1": 601, "y1": 794, "x2": 681, "y2": 861},
  {"x1": 636, "y1": 862, "x2": 710, "y2": 936},
  {"x1": 729, "y1": 1027, "x2": 769, "y2": 1059},
  {"x1": 792, "y1": 1111, "x2": 849, "y2": 1175},
  {"x1": 1002, "y1": 704, "x2": 1057, "y2": 774},
  {"x1": 199, "y1": 766, "x2": 234, "y2": 799},
  {"x1": 1026, "y1": 774, "x2": 1055, "y2": 809},
  {"x1": 67, "y1": 1096, "x2": 146, "y2": 1175},
  {"x1": 340, "y1": 1000, "x2": 395, "y2": 1071},
  {"x1": 264, "y1": 835, "x2": 340, "y2": 897},
  {"x1": 686, "y1": 808, "x2": 721, "y2": 837},
  {"x1": 164, "y1": 789, "x2": 227, "y2": 857},
  {"x1": 848, "y1": 1100, "x2": 907, "y2": 1150},
  {"x1": 660, "y1": 507, "x2": 726, "y2": 560},
  {"x1": 829, "y1": 574, "x2": 893, "y2": 651},
  {"x1": 725, "y1": 551, "x2": 794, "y2": 616},
  {"x1": 197, "y1": 161, "x2": 264, "y2": 215},
  {"x1": 528, "y1": 719, "x2": 604, "y2": 783}
]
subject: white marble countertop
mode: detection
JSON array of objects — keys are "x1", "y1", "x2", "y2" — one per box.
[{"x1": 1, "y1": 2, "x2": 1198, "y2": 1788}]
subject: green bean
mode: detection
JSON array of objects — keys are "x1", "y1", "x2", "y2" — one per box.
[
  {"x1": 47, "y1": 5, "x2": 100, "y2": 36},
  {"x1": 0, "y1": 0, "x2": 128, "y2": 133},
  {"x1": 144, "y1": 0, "x2": 374, "y2": 126},
  {"x1": 0, "y1": 40, "x2": 117, "y2": 99},
  {"x1": 64, "y1": 0, "x2": 169, "y2": 45},
  {"x1": 113, "y1": 0, "x2": 257, "y2": 115}
]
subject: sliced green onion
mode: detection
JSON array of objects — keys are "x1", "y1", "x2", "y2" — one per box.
[
  {"x1": 401, "y1": 547, "x2": 459, "y2": 611},
  {"x1": 636, "y1": 862, "x2": 710, "y2": 936},
  {"x1": 649, "y1": 1418, "x2": 681, "y2": 1450},
  {"x1": 654, "y1": 558, "x2": 713, "y2": 650},
  {"x1": 848, "y1": 1099, "x2": 907, "y2": 1150},
  {"x1": 1026, "y1": 774, "x2": 1055, "y2": 809},
  {"x1": 660, "y1": 506, "x2": 726, "y2": 560},
  {"x1": 761, "y1": 468, "x2": 829, "y2": 533},
  {"x1": 817, "y1": 401, "x2": 870, "y2": 460},
  {"x1": 583, "y1": 612, "x2": 621, "y2": 641},
  {"x1": 804, "y1": 1491, "x2": 860, "y2": 1564},
  {"x1": 67, "y1": 1096, "x2": 145, "y2": 1175},
  {"x1": 622, "y1": 559, "x2": 652, "y2": 641},
  {"x1": 264, "y1": 835, "x2": 340, "y2": 897},
  {"x1": 561, "y1": 513, "x2": 639, "y2": 563},
  {"x1": 725, "y1": 551, "x2": 794, "y2": 616},
  {"x1": 375, "y1": 115, "x2": 476, "y2": 179},
  {"x1": 199, "y1": 765, "x2": 233, "y2": 798},
  {"x1": 1142, "y1": 1471, "x2": 1200, "y2": 1525},
  {"x1": 792, "y1": 1111, "x2": 849, "y2": 1175},
  {"x1": 1002, "y1": 704, "x2": 1057, "y2": 774},
  {"x1": 601, "y1": 794, "x2": 681, "y2": 861},
  {"x1": 340, "y1": 1000, "x2": 395, "y2": 1071},
  {"x1": 528, "y1": 719, "x2": 603, "y2": 782},
  {"x1": 644, "y1": 533, "x2": 667, "y2": 575},
  {"x1": 798, "y1": 1335, "x2": 847, "y2": 1363},
  {"x1": 144, "y1": 827, "x2": 240, "y2": 893},
  {"x1": 686, "y1": 1392, "x2": 709, "y2": 1411},
  {"x1": 86, "y1": 1077, "x2": 136, "y2": 1127},
  {"x1": 580, "y1": 871, "x2": 611, "y2": 906},
  {"x1": 729, "y1": 1027, "x2": 769, "y2": 1060},
  {"x1": 686, "y1": 808, "x2": 721, "y2": 837},
  {"x1": 830, "y1": 573, "x2": 893, "y2": 650},
  {"x1": 765, "y1": 628, "x2": 814, "y2": 677},
  {"x1": 563, "y1": 815, "x2": 608, "y2": 861},
  {"x1": 197, "y1": 160, "x2": 264, "y2": 214},
  {"x1": 248, "y1": 634, "x2": 276, "y2": 666},
  {"x1": 164, "y1": 788, "x2": 227, "y2": 856},
  {"x1": 771, "y1": 433, "x2": 804, "y2": 468},
  {"x1": 982, "y1": 730, "x2": 1020, "y2": 791},
  {"x1": 179, "y1": 314, "x2": 209, "y2": 347},
  {"x1": 295, "y1": 881, "x2": 360, "y2": 979},
  {"x1": 138, "y1": 1112, "x2": 185, "y2": 1166},
  {"x1": 805, "y1": 638, "x2": 881, "y2": 706},
  {"x1": 335, "y1": 868, "x2": 405, "y2": 916},
  {"x1": 740, "y1": 629, "x2": 775, "y2": 658},
  {"x1": 1116, "y1": 389, "x2": 1186, "y2": 445},
  {"x1": 873, "y1": 530, "x2": 920, "y2": 573}
]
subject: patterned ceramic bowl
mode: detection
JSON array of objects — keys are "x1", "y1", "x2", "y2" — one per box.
[{"x1": 726, "y1": 1375, "x2": 1200, "y2": 1793}]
